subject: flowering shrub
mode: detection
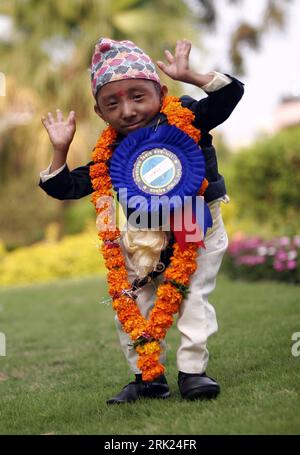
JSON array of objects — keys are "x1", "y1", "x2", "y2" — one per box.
[
  {"x1": 223, "y1": 235, "x2": 300, "y2": 283},
  {"x1": 0, "y1": 227, "x2": 106, "y2": 287}
]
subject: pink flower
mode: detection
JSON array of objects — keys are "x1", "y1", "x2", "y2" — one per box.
[
  {"x1": 287, "y1": 260, "x2": 297, "y2": 270},
  {"x1": 293, "y1": 236, "x2": 300, "y2": 247},
  {"x1": 273, "y1": 261, "x2": 286, "y2": 272},
  {"x1": 255, "y1": 256, "x2": 266, "y2": 265},
  {"x1": 276, "y1": 250, "x2": 288, "y2": 261},
  {"x1": 257, "y1": 246, "x2": 268, "y2": 256},
  {"x1": 288, "y1": 250, "x2": 298, "y2": 260},
  {"x1": 228, "y1": 236, "x2": 265, "y2": 257},
  {"x1": 236, "y1": 255, "x2": 265, "y2": 266},
  {"x1": 228, "y1": 242, "x2": 243, "y2": 256},
  {"x1": 279, "y1": 236, "x2": 290, "y2": 246},
  {"x1": 244, "y1": 238, "x2": 262, "y2": 249},
  {"x1": 267, "y1": 247, "x2": 276, "y2": 256}
]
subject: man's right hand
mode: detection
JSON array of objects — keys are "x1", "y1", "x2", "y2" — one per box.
[{"x1": 41, "y1": 109, "x2": 76, "y2": 155}]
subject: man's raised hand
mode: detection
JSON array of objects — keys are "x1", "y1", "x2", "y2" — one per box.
[
  {"x1": 157, "y1": 39, "x2": 192, "y2": 83},
  {"x1": 41, "y1": 109, "x2": 76, "y2": 154}
]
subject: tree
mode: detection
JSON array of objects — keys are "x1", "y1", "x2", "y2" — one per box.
[
  {"x1": 0, "y1": 0, "x2": 198, "y2": 247},
  {"x1": 0, "y1": 0, "x2": 197, "y2": 175},
  {"x1": 192, "y1": 0, "x2": 293, "y2": 74}
]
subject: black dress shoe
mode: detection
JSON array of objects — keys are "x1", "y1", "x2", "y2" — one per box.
[
  {"x1": 106, "y1": 375, "x2": 170, "y2": 405},
  {"x1": 178, "y1": 371, "x2": 220, "y2": 400}
]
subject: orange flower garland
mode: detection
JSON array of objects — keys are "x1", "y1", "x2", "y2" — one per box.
[{"x1": 90, "y1": 96, "x2": 207, "y2": 381}]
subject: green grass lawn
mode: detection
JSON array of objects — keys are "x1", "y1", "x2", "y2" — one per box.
[{"x1": 0, "y1": 274, "x2": 299, "y2": 435}]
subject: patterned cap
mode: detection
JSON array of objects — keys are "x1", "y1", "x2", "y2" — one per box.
[{"x1": 91, "y1": 38, "x2": 161, "y2": 97}]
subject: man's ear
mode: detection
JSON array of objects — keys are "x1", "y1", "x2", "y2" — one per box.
[
  {"x1": 160, "y1": 84, "x2": 168, "y2": 100},
  {"x1": 94, "y1": 104, "x2": 104, "y2": 120}
]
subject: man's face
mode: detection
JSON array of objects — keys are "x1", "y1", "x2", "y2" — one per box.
[{"x1": 95, "y1": 79, "x2": 167, "y2": 136}]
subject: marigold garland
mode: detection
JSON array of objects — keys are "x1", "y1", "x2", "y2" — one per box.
[{"x1": 89, "y1": 96, "x2": 208, "y2": 381}]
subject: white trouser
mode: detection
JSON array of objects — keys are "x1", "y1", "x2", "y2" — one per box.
[{"x1": 114, "y1": 200, "x2": 228, "y2": 375}]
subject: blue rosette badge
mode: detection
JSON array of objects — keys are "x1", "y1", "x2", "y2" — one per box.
[{"x1": 109, "y1": 125, "x2": 212, "y2": 250}]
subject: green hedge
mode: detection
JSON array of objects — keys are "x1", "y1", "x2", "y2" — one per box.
[
  {"x1": 0, "y1": 225, "x2": 106, "y2": 286},
  {"x1": 228, "y1": 126, "x2": 300, "y2": 236}
]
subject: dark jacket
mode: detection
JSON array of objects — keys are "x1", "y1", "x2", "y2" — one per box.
[{"x1": 39, "y1": 76, "x2": 244, "y2": 203}]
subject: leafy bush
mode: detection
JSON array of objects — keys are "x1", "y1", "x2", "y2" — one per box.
[
  {"x1": 223, "y1": 234, "x2": 300, "y2": 283},
  {"x1": 63, "y1": 199, "x2": 96, "y2": 235},
  {"x1": 0, "y1": 225, "x2": 106, "y2": 286},
  {"x1": 228, "y1": 126, "x2": 300, "y2": 236},
  {"x1": 0, "y1": 176, "x2": 61, "y2": 250}
]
